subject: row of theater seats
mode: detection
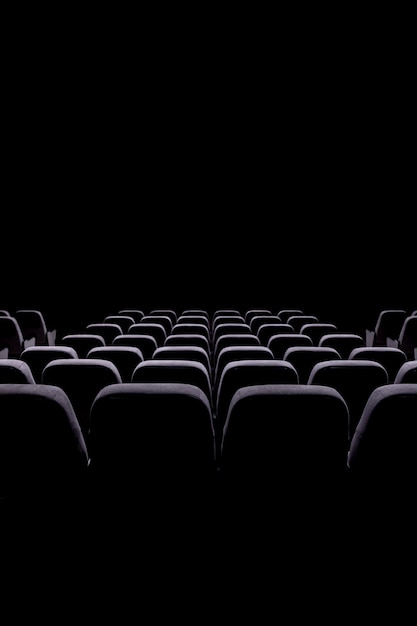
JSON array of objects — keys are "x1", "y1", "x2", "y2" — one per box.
[{"x1": 0, "y1": 306, "x2": 416, "y2": 530}]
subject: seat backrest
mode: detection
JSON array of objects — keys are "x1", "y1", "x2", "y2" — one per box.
[
  {"x1": 60, "y1": 334, "x2": 106, "y2": 358},
  {"x1": 176, "y1": 315, "x2": 209, "y2": 328},
  {"x1": 393, "y1": 360, "x2": 417, "y2": 383},
  {"x1": 257, "y1": 323, "x2": 295, "y2": 346},
  {"x1": 140, "y1": 315, "x2": 174, "y2": 335},
  {"x1": 131, "y1": 359, "x2": 212, "y2": 405},
  {"x1": 0, "y1": 383, "x2": 89, "y2": 504},
  {"x1": 152, "y1": 345, "x2": 211, "y2": 373},
  {"x1": 318, "y1": 333, "x2": 365, "y2": 358},
  {"x1": 250, "y1": 315, "x2": 282, "y2": 335},
  {"x1": 372, "y1": 309, "x2": 408, "y2": 346},
  {"x1": 87, "y1": 346, "x2": 144, "y2": 382},
  {"x1": 212, "y1": 323, "x2": 252, "y2": 347},
  {"x1": 0, "y1": 359, "x2": 36, "y2": 383},
  {"x1": 347, "y1": 384, "x2": 417, "y2": 512},
  {"x1": 0, "y1": 316, "x2": 25, "y2": 358},
  {"x1": 112, "y1": 334, "x2": 158, "y2": 359},
  {"x1": 103, "y1": 315, "x2": 135, "y2": 333},
  {"x1": 19, "y1": 345, "x2": 79, "y2": 382},
  {"x1": 307, "y1": 359, "x2": 389, "y2": 441},
  {"x1": 397, "y1": 316, "x2": 417, "y2": 360},
  {"x1": 86, "y1": 323, "x2": 123, "y2": 345},
  {"x1": 267, "y1": 333, "x2": 313, "y2": 358},
  {"x1": 128, "y1": 323, "x2": 167, "y2": 346},
  {"x1": 15, "y1": 309, "x2": 49, "y2": 346},
  {"x1": 283, "y1": 346, "x2": 341, "y2": 383},
  {"x1": 117, "y1": 309, "x2": 144, "y2": 322},
  {"x1": 181, "y1": 309, "x2": 209, "y2": 318},
  {"x1": 170, "y1": 323, "x2": 210, "y2": 342},
  {"x1": 164, "y1": 333, "x2": 211, "y2": 353},
  {"x1": 277, "y1": 309, "x2": 304, "y2": 323},
  {"x1": 349, "y1": 346, "x2": 408, "y2": 383},
  {"x1": 213, "y1": 333, "x2": 261, "y2": 366},
  {"x1": 213, "y1": 345, "x2": 274, "y2": 392},
  {"x1": 150, "y1": 309, "x2": 178, "y2": 324},
  {"x1": 286, "y1": 315, "x2": 319, "y2": 332},
  {"x1": 215, "y1": 359, "x2": 299, "y2": 437},
  {"x1": 219, "y1": 384, "x2": 349, "y2": 511},
  {"x1": 244, "y1": 309, "x2": 273, "y2": 324},
  {"x1": 88, "y1": 382, "x2": 216, "y2": 503},
  {"x1": 42, "y1": 358, "x2": 122, "y2": 439},
  {"x1": 299, "y1": 323, "x2": 338, "y2": 345}
]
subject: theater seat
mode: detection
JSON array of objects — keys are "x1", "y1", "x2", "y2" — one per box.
[
  {"x1": 42, "y1": 358, "x2": 122, "y2": 440},
  {"x1": 0, "y1": 316, "x2": 33, "y2": 359},
  {"x1": 219, "y1": 384, "x2": 349, "y2": 522},
  {"x1": 19, "y1": 345, "x2": 78, "y2": 383},
  {"x1": 365, "y1": 309, "x2": 408, "y2": 347},
  {"x1": 87, "y1": 346, "x2": 144, "y2": 382},
  {"x1": 0, "y1": 359, "x2": 36, "y2": 383},
  {"x1": 347, "y1": 384, "x2": 417, "y2": 519},
  {"x1": 88, "y1": 382, "x2": 217, "y2": 513},
  {"x1": 307, "y1": 359, "x2": 389, "y2": 442},
  {"x1": 0, "y1": 383, "x2": 89, "y2": 507},
  {"x1": 393, "y1": 360, "x2": 417, "y2": 383}
]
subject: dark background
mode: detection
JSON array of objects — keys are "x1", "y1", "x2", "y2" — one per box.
[{"x1": 2, "y1": 11, "x2": 415, "y2": 335}]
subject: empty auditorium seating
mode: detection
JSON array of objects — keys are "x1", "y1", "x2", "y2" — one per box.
[{"x1": 1, "y1": 303, "x2": 414, "y2": 546}]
